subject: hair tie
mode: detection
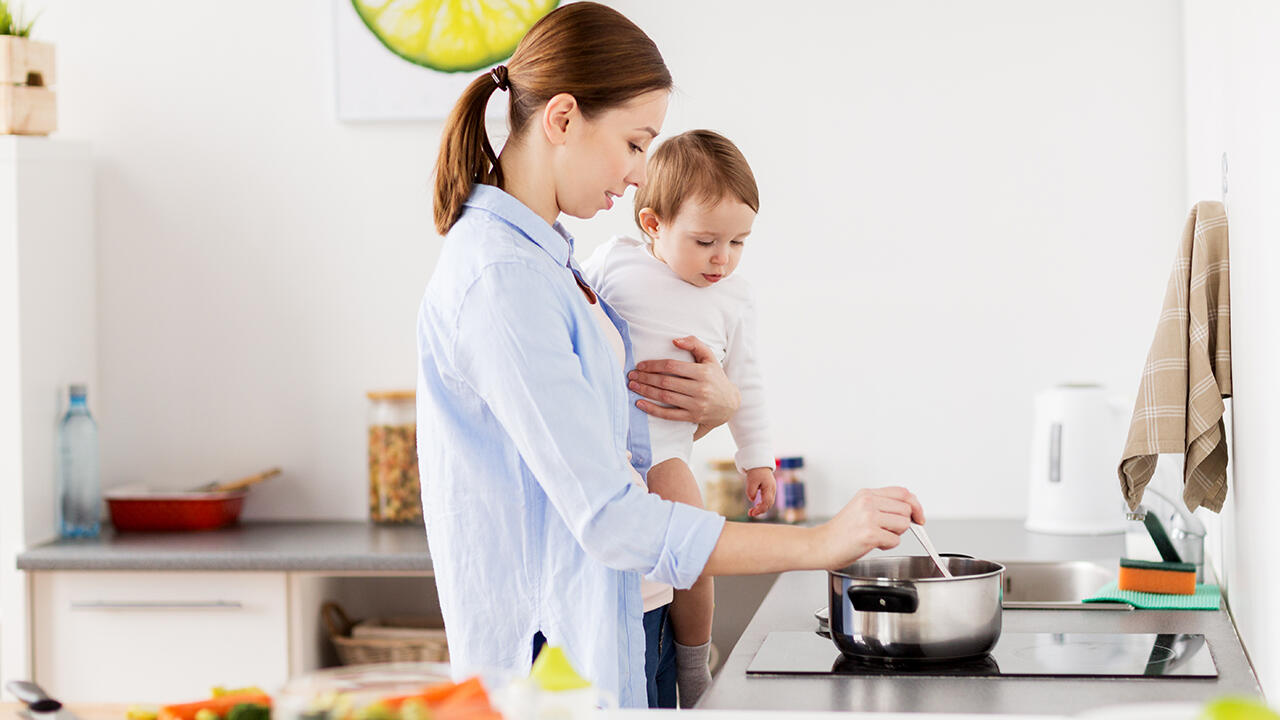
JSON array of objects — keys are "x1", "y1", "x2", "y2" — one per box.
[{"x1": 490, "y1": 65, "x2": 509, "y2": 92}]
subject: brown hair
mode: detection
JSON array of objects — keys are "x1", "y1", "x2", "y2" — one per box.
[
  {"x1": 633, "y1": 130, "x2": 759, "y2": 238},
  {"x1": 433, "y1": 2, "x2": 673, "y2": 235}
]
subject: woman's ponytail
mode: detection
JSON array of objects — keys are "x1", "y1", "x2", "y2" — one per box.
[{"x1": 433, "y1": 74, "x2": 504, "y2": 235}]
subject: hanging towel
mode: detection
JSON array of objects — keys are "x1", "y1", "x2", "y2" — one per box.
[{"x1": 1118, "y1": 201, "x2": 1231, "y2": 512}]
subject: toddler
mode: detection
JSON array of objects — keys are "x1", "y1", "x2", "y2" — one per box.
[{"x1": 582, "y1": 129, "x2": 776, "y2": 708}]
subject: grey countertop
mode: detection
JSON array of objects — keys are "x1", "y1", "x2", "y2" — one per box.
[
  {"x1": 15, "y1": 521, "x2": 432, "y2": 572},
  {"x1": 700, "y1": 518, "x2": 1261, "y2": 714}
]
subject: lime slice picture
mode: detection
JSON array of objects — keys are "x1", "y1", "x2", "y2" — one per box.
[{"x1": 352, "y1": 0, "x2": 559, "y2": 73}]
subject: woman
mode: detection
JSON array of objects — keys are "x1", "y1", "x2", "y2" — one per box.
[{"x1": 416, "y1": 2, "x2": 925, "y2": 709}]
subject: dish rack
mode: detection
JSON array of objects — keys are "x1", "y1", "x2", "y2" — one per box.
[{"x1": 321, "y1": 601, "x2": 449, "y2": 665}]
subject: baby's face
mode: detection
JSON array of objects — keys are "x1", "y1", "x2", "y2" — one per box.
[{"x1": 648, "y1": 194, "x2": 756, "y2": 287}]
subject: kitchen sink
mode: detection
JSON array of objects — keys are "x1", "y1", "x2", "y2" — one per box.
[{"x1": 997, "y1": 559, "x2": 1131, "y2": 610}]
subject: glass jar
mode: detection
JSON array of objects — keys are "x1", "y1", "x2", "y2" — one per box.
[
  {"x1": 367, "y1": 390, "x2": 421, "y2": 524},
  {"x1": 704, "y1": 459, "x2": 746, "y2": 520}
]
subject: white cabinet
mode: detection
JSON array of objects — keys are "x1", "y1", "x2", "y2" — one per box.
[
  {"x1": 32, "y1": 571, "x2": 289, "y2": 703},
  {"x1": 1, "y1": 137, "x2": 95, "y2": 691}
]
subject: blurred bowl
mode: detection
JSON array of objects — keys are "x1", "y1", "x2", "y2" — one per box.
[
  {"x1": 105, "y1": 488, "x2": 247, "y2": 532},
  {"x1": 275, "y1": 662, "x2": 455, "y2": 720}
]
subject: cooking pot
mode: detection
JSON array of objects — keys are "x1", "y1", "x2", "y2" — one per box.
[{"x1": 828, "y1": 554, "x2": 1005, "y2": 661}]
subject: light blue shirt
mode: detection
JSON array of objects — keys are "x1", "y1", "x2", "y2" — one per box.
[{"x1": 415, "y1": 184, "x2": 726, "y2": 707}]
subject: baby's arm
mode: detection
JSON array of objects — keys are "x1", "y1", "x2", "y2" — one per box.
[{"x1": 723, "y1": 291, "x2": 777, "y2": 513}]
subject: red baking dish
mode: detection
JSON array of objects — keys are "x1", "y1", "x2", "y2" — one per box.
[{"x1": 105, "y1": 489, "x2": 248, "y2": 532}]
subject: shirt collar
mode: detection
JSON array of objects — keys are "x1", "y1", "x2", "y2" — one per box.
[{"x1": 463, "y1": 184, "x2": 575, "y2": 267}]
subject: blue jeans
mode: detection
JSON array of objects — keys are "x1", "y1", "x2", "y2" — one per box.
[
  {"x1": 643, "y1": 603, "x2": 677, "y2": 708},
  {"x1": 530, "y1": 604, "x2": 676, "y2": 709}
]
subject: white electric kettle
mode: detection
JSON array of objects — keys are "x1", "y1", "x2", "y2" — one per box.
[{"x1": 1025, "y1": 384, "x2": 1130, "y2": 535}]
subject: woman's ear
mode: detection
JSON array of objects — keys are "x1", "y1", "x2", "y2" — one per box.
[
  {"x1": 541, "y1": 93, "x2": 578, "y2": 147},
  {"x1": 638, "y1": 207, "x2": 663, "y2": 240}
]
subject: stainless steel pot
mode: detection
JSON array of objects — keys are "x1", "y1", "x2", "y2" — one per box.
[{"x1": 827, "y1": 554, "x2": 1005, "y2": 661}]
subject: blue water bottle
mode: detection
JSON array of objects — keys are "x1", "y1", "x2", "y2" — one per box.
[{"x1": 57, "y1": 383, "x2": 101, "y2": 538}]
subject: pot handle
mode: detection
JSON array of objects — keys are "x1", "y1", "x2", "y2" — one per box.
[{"x1": 847, "y1": 585, "x2": 918, "y2": 614}]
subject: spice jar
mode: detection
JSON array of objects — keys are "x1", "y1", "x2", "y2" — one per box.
[
  {"x1": 367, "y1": 390, "x2": 421, "y2": 524},
  {"x1": 704, "y1": 459, "x2": 747, "y2": 519},
  {"x1": 776, "y1": 456, "x2": 807, "y2": 524}
]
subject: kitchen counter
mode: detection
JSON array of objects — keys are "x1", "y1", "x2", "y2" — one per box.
[
  {"x1": 699, "y1": 518, "x2": 1261, "y2": 714},
  {"x1": 14, "y1": 521, "x2": 432, "y2": 572}
]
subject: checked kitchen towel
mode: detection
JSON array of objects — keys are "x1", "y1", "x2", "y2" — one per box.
[{"x1": 1118, "y1": 201, "x2": 1232, "y2": 513}]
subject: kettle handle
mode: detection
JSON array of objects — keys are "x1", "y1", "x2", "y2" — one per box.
[{"x1": 1048, "y1": 421, "x2": 1062, "y2": 484}]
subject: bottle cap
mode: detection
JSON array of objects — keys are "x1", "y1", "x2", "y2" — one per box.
[
  {"x1": 778, "y1": 456, "x2": 804, "y2": 469},
  {"x1": 68, "y1": 383, "x2": 88, "y2": 398}
]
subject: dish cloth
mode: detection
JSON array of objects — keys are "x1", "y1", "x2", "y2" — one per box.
[
  {"x1": 1118, "y1": 201, "x2": 1232, "y2": 513},
  {"x1": 1084, "y1": 581, "x2": 1221, "y2": 610}
]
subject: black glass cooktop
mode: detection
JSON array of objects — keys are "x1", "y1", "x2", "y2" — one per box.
[{"x1": 747, "y1": 631, "x2": 1217, "y2": 679}]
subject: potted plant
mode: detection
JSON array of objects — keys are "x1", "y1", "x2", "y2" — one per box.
[{"x1": 0, "y1": 1, "x2": 55, "y2": 135}]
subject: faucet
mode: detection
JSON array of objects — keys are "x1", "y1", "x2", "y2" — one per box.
[{"x1": 1125, "y1": 488, "x2": 1207, "y2": 583}]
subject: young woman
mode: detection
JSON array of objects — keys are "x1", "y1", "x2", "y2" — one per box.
[{"x1": 416, "y1": 2, "x2": 925, "y2": 709}]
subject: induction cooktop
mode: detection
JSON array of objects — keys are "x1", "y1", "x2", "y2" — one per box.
[{"x1": 747, "y1": 631, "x2": 1217, "y2": 679}]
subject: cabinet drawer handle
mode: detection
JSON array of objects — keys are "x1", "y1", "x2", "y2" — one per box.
[{"x1": 70, "y1": 601, "x2": 244, "y2": 611}]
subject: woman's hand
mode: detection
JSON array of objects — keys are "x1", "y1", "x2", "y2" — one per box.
[
  {"x1": 627, "y1": 336, "x2": 741, "y2": 427},
  {"x1": 816, "y1": 487, "x2": 925, "y2": 570}
]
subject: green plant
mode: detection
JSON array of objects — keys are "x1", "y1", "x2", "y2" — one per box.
[{"x1": 0, "y1": 1, "x2": 40, "y2": 37}]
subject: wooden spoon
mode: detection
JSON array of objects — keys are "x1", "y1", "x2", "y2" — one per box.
[{"x1": 191, "y1": 467, "x2": 281, "y2": 493}]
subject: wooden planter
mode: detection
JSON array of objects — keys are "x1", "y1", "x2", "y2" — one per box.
[{"x1": 0, "y1": 36, "x2": 56, "y2": 135}]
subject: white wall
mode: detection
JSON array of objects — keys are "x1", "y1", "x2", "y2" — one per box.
[
  {"x1": 1183, "y1": 0, "x2": 1280, "y2": 699},
  {"x1": 38, "y1": 0, "x2": 1187, "y2": 520}
]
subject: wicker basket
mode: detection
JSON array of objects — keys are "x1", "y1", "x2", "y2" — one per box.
[{"x1": 322, "y1": 601, "x2": 449, "y2": 665}]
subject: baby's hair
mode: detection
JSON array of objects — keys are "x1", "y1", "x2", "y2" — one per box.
[{"x1": 634, "y1": 129, "x2": 759, "y2": 239}]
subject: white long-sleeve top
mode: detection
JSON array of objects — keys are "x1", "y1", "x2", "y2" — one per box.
[{"x1": 581, "y1": 235, "x2": 774, "y2": 474}]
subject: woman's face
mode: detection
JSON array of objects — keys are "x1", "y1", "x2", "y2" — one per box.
[
  {"x1": 643, "y1": 195, "x2": 756, "y2": 287},
  {"x1": 552, "y1": 89, "x2": 669, "y2": 219}
]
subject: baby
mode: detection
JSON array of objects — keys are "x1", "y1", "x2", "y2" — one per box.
[{"x1": 582, "y1": 129, "x2": 776, "y2": 708}]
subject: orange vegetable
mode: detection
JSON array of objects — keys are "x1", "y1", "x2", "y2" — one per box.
[
  {"x1": 158, "y1": 693, "x2": 272, "y2": 720},
  {"x1": 433, "y1": 678, "x2": 497, "y2": 720},
  {"x1": 381, "y1": 677, "x2": 495, "y2": 716}
]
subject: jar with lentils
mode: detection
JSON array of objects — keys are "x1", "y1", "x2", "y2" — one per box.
[
  {"x1": 366, "y1": 390, "x2": 421, "y2": 524},
  {"x1": 704, "y1": 458, "x2": 747, "y2": 520}
]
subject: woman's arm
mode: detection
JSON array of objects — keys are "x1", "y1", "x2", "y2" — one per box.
[
  {"x1": 628, "y1": 336, "x2": 740, "y2": 428},
  {"x1": 703, "y1": 487, "x2": 926, "y2": 575}
]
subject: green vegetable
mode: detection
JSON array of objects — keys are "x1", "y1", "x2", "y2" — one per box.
[
  {"x1": 126, "y1": 706, "x2": 160, "y2": 720},
  {"x1": 399, "y1": 699, "x2": 432, "y2": 720},
  {"x1": 352, "y1": 702, "x2": 396, "y2": 720},
  {"x1": 1201, "y1": 698, "x2": 1280, "y2": 720},
  {"x1": 225, "y1": 703, "x2": 271, "y2": 720}
]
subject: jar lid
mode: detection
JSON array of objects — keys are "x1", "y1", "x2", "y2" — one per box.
[
  {"x1": 366, "y1": 390, "x2": 416, "y2": 401},
  {"x1": 707, "y1": 459, "x2": 738, "y2": 471}
]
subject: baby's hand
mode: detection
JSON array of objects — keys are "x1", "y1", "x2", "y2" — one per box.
[{"x1": 745, "y1": 467, "x2": 777, "y2": 518}]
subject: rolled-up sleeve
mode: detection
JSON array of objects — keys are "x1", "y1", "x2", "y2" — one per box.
[{"x1": 450, "y1": 261, "x2": 724, "y2": 589}]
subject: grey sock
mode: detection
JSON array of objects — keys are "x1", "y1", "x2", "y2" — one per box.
[{"x1": 675, "y1": 640, "x2": 713, "y2": 709}]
